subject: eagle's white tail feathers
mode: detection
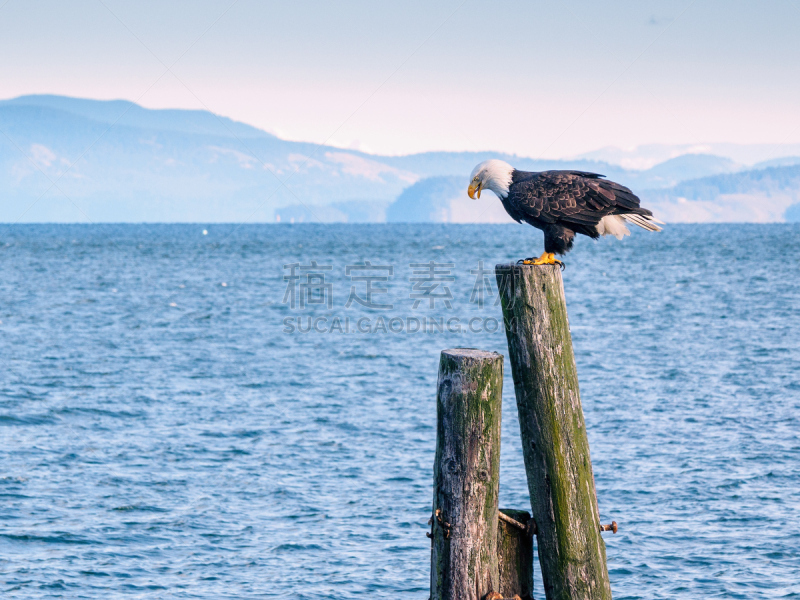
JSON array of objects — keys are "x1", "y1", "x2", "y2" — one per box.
[
  {"x1": 596, "y1": 215, "x2": 630, "y2": 240},
  {"x1": 621, "y1": 213, "x2": 664, "y2": 232},
  {"x1": 597, "y1": 213, "x2": 663, "y2": 239}
]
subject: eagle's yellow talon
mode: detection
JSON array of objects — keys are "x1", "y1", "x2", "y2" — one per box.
[{"x1": 520, "y1": 253, "x2": 563, "y2": 268}]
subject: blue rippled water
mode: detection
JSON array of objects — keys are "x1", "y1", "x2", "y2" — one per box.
[{"x1": 1, "y1": 223, "x2": 799, "y2": 599}]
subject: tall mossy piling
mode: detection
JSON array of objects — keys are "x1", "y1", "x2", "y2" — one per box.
[{"x1": 496, "y1": 264, "x2": 612, "y2": 600}]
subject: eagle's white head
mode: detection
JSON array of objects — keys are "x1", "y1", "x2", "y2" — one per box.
[{"x1": 468, "y1": 159, "x2": 514, "y2": 200}]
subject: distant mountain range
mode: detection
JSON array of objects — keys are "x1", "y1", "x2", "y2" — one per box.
[
  {"x1": 574, "y1": 143, "x2": 800, "y2": 171},
  {"x1": 1, "y1": 95, "x2": 799, "y2": 223},
  {"x1": 644, "y1": 164, "x2": 800, "y2": 223}
]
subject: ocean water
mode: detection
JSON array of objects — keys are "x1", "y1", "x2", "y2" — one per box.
[{"x1": 1, "y1": 223, "x2": 798, "y2": 599}]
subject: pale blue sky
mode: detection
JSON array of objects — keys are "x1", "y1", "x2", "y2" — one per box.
[{"x1": 1, "y1": 0, "x2": 798, "y2": 156}]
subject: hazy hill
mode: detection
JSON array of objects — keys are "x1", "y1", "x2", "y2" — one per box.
[
  {"x1": 3, "y1": 94, "x2": 273, "y2": 139},
  {"x1": 576, "y1": 143, "x2": 800, "y2": 170},
  {"x1": 644, "y1": 164, "x2": 800, "y2": 223},
  {"x1": 2, "y1": 95, "x2": 798, "y2": 223},
  {"x1": 640, "y1": 154, "x2": 740, "y2": 188},
  {"x1": 0, "y1": 96, "x2": 418, "y2": 222},
  {"x1": 384, "y1": 176, "x2": 509, "y2": 224}
]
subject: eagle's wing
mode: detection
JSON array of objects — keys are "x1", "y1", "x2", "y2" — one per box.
[{"x1": 506, "y1": 170, "x2": 647, "y2": 233}]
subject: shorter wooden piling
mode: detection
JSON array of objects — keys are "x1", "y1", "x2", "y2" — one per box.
[{"x1": 430, "y1": 348, "x2": 504, "y2": 600}]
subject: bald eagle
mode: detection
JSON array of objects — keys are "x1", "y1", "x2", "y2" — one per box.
[{"x1": 468, "y1": 159, "x2": 662, "y2": 266}]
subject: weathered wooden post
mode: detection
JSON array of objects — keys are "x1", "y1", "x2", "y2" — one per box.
[
  {"x1": 430, "y1": 349, "x2": 504, "y2": 600},
  {"x1": 496, "y1": 264, "x2": 613, "y2": 600},
  {"x1": 497, "y1": 509, "x2": 535, "y2": 600}
]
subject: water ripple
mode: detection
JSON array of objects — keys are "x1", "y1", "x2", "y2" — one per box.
[{"x1": 0, "y1": 223, "x2": 798, "y2": 598}]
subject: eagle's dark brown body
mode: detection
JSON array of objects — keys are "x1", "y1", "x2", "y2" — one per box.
[{"x1": 499, "y1": 169, "x2": 656, "y2": 255}]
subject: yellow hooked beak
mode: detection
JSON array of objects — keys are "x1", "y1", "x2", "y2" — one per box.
[{"x1": 468, "y1": 183, "x2": 482, "y2": 199}]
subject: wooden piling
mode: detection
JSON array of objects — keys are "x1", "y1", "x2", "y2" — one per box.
[
  {"x1": 497, "y1": 509, "x2": 534, "y2": 600},
  {"x1": 496, "y1": 264, "x2": 612, "y2": 600},
  {"x1": 430, "y1": 348, "x2": 504, "y2": 600}
]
